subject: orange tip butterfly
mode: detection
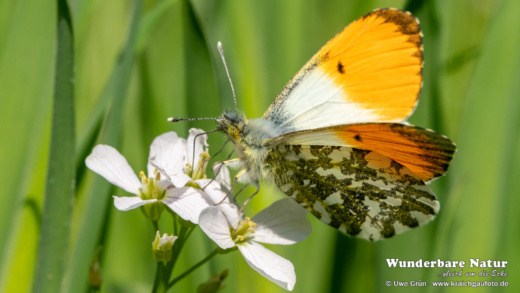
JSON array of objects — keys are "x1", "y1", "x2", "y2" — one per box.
[{"x1": 170, "y1": 8, "x2": 456, "y2": 241}]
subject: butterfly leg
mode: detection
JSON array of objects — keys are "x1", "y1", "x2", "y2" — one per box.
[
  {"x1": 215, "y1": 167, "x2": 247, "y2": 205},
  {"x1": 221, "y1": 157, "x2": 242, "y2": 169},
  {"x1": 239, "y1": 183, "x2": 260, "y2": 214},
  {"x1": 232, "y1": 183, "x2": 250, "y2": 201},
  {"x1": 209, "y1": 138, "x2": 231, "y2": 159},
  {"x1": 202, "y1": 148, "x2": 235, "y2": 191},
  {"x1": 189, "y1": 129, "x2": 219, "y2": 177}
]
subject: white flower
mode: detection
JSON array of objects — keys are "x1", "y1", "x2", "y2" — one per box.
[
  {"x1": 148, "y1": 129, "x2": 230, "y2": 203},
  {"x1": 199, "y1": 199, "x2": 312, "y2": 291},
  {"x1": 85, "y1": 130, "x2": 229, "y2": 223},
  {"x1": 211, "y1": 161, "x2": 231, "y2": 194}
]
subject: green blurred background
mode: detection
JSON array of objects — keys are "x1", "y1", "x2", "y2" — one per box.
[{"x1": 1, "y1": 0, "x2": 519, "y2": 292}]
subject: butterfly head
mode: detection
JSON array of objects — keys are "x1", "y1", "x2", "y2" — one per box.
[{"x1": 216, "y1": 110, "x2": 248, "y2": 143}]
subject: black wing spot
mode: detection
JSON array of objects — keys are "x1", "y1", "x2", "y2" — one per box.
[
  {"x1": 354, "y1": 134, "x2": 362, "y2": 141},
  {"x1": 337, "y1": 61, "x2": 345, "y2": 74}
]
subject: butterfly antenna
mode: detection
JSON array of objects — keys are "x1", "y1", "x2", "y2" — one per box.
[
  {"x1": 217, "y1": 41, "x2": 238, "y2": 112},
  {"x1": 167, "y1": 117, "x2": 218, "y2": 123}
]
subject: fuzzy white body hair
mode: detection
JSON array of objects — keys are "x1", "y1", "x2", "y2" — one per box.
[{"x1": 216, "y1": 110, "x2": 284, "y2": 185}]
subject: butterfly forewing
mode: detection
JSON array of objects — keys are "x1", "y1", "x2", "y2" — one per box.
[
  {"x1": 263, "y1": 9, "x2": 423, "y2": 133},
  {"x1": 264, "y1": 144, "x2": 438, "y2": 241}
]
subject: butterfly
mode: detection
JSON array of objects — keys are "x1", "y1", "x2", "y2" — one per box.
[{"x1": 174, "y1": 8, "x2": 456, "y2": 241}]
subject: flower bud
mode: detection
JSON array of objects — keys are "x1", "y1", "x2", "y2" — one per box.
[
  {"x1": 152, "y1": 231, "x2": 178, "y2": 263},
  {"x1": 197, "y1": 269, "x2": 229, "y2": 293}
]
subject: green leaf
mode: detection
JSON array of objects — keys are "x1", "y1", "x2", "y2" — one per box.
[
  {"x1": 137, "y1": 0, "x2": 176, "y2": 54},
  {"x1": 181, "y1": 0, "x2": 221, "y2": 130},
  {"x1": 32, "y1": 0, "x2": 75, "y2": 292},
  {"x1": 0, "y1": 0, "x2": 55, "y2": 291}
]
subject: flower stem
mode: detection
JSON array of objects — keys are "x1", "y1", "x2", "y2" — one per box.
[
  {"x1": 151, "y1": 262, "x2": 167, "y2": 293},
  {"x1": 161, "y1": 226, "x2": 194, "y2": 288},
  {"x1": 173, "y1": 213, "x2": 178, "y2": 235},
  {"x1": 152, "y1": 220, "x2": 159, "y2": 233},
  {"x1": 167, "y1": 248, "x2": 219, "y2": 288}
]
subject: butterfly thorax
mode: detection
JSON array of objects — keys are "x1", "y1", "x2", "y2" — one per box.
[{"x1": 217, "y1": 110, "x2": 282, "y2": 184}]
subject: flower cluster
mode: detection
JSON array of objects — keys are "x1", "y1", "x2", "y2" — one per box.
[
  {"x1": 86, "y1": 129, "x2": 228, "y2": 223},
  {"x1": 86, "y1": 129, "x2": 311, "y2": 291}
]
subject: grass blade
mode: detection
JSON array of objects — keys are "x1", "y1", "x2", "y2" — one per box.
[
  {"x1": 61, "y1": 0, "x2": 143, "y2": 291},
  {"x1": 32, "y1": 0, "x2": 75, "y2": 292}
]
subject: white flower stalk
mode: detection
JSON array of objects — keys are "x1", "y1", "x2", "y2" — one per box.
[
  {"x1": 199, "y1": 199, "x2": 312, "y2": 291},
  {"x1": 85, "y1": 130, "x2": 230, "y2": 223}
]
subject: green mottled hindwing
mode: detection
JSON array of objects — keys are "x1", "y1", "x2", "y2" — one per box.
[{"x1": 264, "y1": 144, "x2": 439, "y2": 241}]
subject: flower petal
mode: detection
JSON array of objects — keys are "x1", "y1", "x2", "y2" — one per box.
[
  {"x1": 86, "y1": 145, "x2": 141, "y2": 194},
  {"x1": 169, "y1": 173, "x2": 192, "y2": 188},
  {"x1": 185, "y1": 128, "x2": 208, "y2": 168},
  {"x1": 194, "y1": 179, "x2": 229, "y2": 205},
  {"x1": 238, "y1": 242, "x2": 296, "y2": 291},
  {"x1": 199, "y1": 206, "x2": 236, "y2": 249},
  {"x1": 148, "y1": 132, "x2": 186, "y2": 178},
  {"x1": 212, "y1": 162, "x2": 231, "y2": 192},
  {"x1": 216, "y1": 202, "x2": 241, "y2": 229},
  {"x1": 113, "y1": 196, "x2": 157, "y2": 211},
  {"x1": 161, "y1": 187, "x2": 214, "y2": 224},
  {"x1": 252, "y1": 198, "x2": 311, "y2": 245},
  {"x1": 156, "y1": 179, "x2": 173, "y2": 191}
]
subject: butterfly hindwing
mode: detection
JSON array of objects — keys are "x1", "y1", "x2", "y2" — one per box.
[
  {"x1": 263, "y1": 9, "x2": 423, "y2": 133},
  {"x1": 264, "y1": 144, "x2": 438, "y2": 241}
]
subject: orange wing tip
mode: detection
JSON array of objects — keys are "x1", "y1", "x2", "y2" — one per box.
[
  {"x1": 365, "y1": 8, "x2": 421, "y2": 36},
  {"x1": 315, "y1": 8, "x2": 424, "y2": 122},
  {"x1": 366, "y1": 8, "x2": 424, "y2": 61}
]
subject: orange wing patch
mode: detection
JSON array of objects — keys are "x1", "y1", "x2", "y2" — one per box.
[
  {"x1": 335, "y1": 124, "x2": 455, "y2": 182},
  {"x1": 317, "y1": 8, "x2": 422, "y2": 121}
]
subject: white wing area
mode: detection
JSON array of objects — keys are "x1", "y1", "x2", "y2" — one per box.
[
  {"x1": 266, "y1": 68, "x2": 384, "y2": 133},
  {"x1": 265, "y1": 127, "x2": 345, "y2": 148}
]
